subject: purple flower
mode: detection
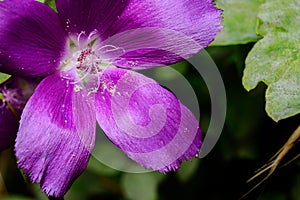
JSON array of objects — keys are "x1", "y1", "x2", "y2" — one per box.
[
  {"x1": 0, "y1": 0, "x2": 222, "y2": 197},
  {"x1": 0, "y1": 77, "x2": 37, "y2": 151}
]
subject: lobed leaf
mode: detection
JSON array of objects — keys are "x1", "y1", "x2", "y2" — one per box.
[
  {"x1": 243, "y1": 0, "x2": 300, "y2": 121},
  {"x1": 212, "y1": 0, "x2": 264, "y2": 46}
]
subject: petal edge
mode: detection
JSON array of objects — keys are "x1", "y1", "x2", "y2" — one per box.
[
  {"x1": 96, "y1": 68, "x2": 201, "y2": 172},
  {"x1": 15, "y1": 73, "x2": 95, "y2": 197}
]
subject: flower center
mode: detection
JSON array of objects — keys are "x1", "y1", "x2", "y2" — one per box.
[
  {"x1": 74, "y1": 48, "x2": 102, "y2": 79},
  {"x1": 0, "y1": 85, "x2": 24, "y2": 119},
  {"x1": 60, "y1": 30, "x2": 123, "y2": 95},
  {"x1": 0, "y1": 86, "x2": 23, "y2": 109}
]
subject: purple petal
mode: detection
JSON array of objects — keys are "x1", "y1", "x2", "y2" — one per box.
[
  {"x1": 99, "y1": 0, "x2": 222, "y2": 68},
  {"x1": 0, "y1": 0, "x2": 67, "y2": 77},
  {"x1": 15, "y1": 73, "x2": 96, "y2": 197},
  {"x1": 112, "y1": 0, "x2": 222, "y2": 42},
  {"x1": 97, "y1": 28, "x2": 205, "y2": 69},
  {"x1": 0, "y1": 107, "x2": 18, "y2": 151},
  {"x1": 56, "y1": 0, "x2": 128, "y2": 38},
  {"x1": 96, "y1": 68, "x2": 201, "y2": 172},
  {"x1": 56, "y1": 0, "x2": 222, "y2": 68},
  {"x1": 0, "y1": 77, "x2": 37, "y2": 151}
]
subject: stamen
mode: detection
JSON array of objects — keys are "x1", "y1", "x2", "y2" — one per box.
[
  {"x1": 77, "y1": 31, "x2": 86, "y2": 47},
  {"x1": 60, "y1": 29, "x2": 122, "y2": 95},
  {"x1": 88, "y1": 29, "x2": 98, "y2": 41},
  {"x1": 95, "y1": 45, "x2": 125, "y2": 63}
]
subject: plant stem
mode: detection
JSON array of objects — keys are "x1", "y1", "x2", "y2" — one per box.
[{"x1": 241, "y1": 125, "x2": 300, "y2": 199}]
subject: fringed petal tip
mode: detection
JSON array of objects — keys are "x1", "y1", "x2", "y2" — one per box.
[
  {"x1": 17, "y1": 147, "x2": 91, "y2": 197},
  {"x1": 16, "y1": 160, "x2": 66, "y2": 198},
  {"x1": 138, "y1": 128, "x2": 202, "y2": 173},
  {"x1": 15, "y1": 73, "x2": 96, "y2": 197},
  {"x1": 96, "y1": 68, "x2": 202, "y2": 174}
]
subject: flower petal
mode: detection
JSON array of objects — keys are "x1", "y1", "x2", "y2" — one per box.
[
  {"x1": 0, "y1": 0, "x2": 67, "y2": 77},
  {"x1": 0, "y1": 107, "x2": 18, "y2": 151},
  {"x1": 56, "y1": 0, "x2": 128, "y2": 38},
  {"x1": 96, "y1": 68, "x2": 201, "y2": 172},
  {"x1": 113, "y1": 0, "x2": 222, "y2": 42},
  {"x1": 0, "y1": 76, "x2": 37, "y2": 151},
  {"x1": 56, "y1": 0, "x2": 221, "y2": 68},
  {"x1": 15, "y1": 73, "x2": 96, "y2": 197},
  {"x1": 98, "y1": 0, "x2": 222, "y2": 68},
  {"x1": 97, "y1": 28, "x2": 204, "y2": 69}
]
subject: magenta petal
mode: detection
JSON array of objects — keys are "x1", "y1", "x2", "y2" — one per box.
[
  {"x1": 0, "y1": 0, "x2": 67, "y2": 77},
  {"x1": 97, "y1": 0, "x2": 222, "y2": 68},
  {"x1": 15, "y1": 73, "x2": 96, "y2": 197},
  {"x1": 97, "y1": 28, "x2": 203, "y2": 69},
  {"x1": 56, "y1": 0, "x2": 128, "y2": 38},
  {"x1": 112, "y1": 0, "x2": 222, "y2": 43},
  {"x1": 96, "y1": 68, "x2": 201, "y2": 172}
]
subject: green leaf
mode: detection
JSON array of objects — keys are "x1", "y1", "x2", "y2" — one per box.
[
  {"x1": 211, "y1": 0, "x2": 264, "y2": 46},
  {"x1": 36, "y1": 0, "x2": 56, "y2": 11},
  {"x1": 0, "y1": 72, "x2": 11, "y2": 85},
  {"x1": 243, "y1": 0, "x2": 300, "y2": 121},
  {"x1": 44, "y1": 0, "x2": 56, "y2": 11}
]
